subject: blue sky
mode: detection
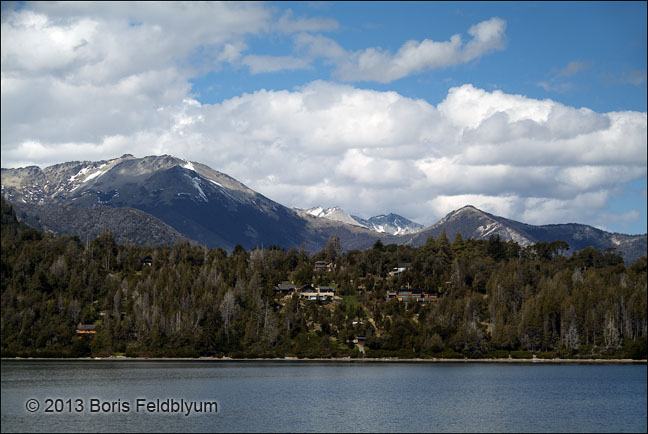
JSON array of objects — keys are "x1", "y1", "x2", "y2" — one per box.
[
  {"x1": 190, "y1": 2, "x2": 647, "y2": 112},
  {"x1": 1, "y1": 1, "x2": 646, "y2": 234}
]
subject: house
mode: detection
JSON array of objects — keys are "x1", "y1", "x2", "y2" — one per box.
[
  {"x1": 388, "y1": 288, "x2": 439, "y2": 303},
  {"x1": 297, "y1": 284, "x2": 336, "y2": 301},
  {"x1": 299, "y1": 284, "x2": 317, "y2": 292},
  {"x1": 318, "y1": 285, "x2": 336, "y2": 294},
  {"x1": 397, "y1": 288, "x2": 422, "y2": 302},
  {"x1": 314, "y1": 286, "x2": 336, "y2": 301},
  {"x1": 419, "y1": 294, "x2": 439, "y2": 303},
  {"x1": 389, "y1": 262, "x2": 412, "y2": 277},
  {"x1": 314, "y1": 261, "x2": 335, "y2": 273},
  {"x1": 274, "y1": 282, "x2": 297, "y2": 295},
  {"x1": 298, "y1": 284, "x2": 319, "y2": 300},
  {"x1": 76, "y1": 324, "x2": 96, "y2": 339}
]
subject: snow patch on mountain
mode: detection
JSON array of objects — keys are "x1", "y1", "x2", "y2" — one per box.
[
  {"x1": 300, "y1": 206, "x2": 423, "y2": 235},
  {"x1": 189, "y1": 176, "x2": 208, "y2": 202},
  {"x1": 304, "y1": 206, "x2": 366, "y2": 227},
  {"x1": 353, "y1": 213, "x2": 424, "y2": 235}
]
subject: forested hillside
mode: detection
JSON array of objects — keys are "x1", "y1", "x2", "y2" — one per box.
[{"x1": 1, "y1": 199, "x2": 646, "y2": 359}]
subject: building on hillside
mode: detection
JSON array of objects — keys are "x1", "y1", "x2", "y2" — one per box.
[
  {"x1": 314, "y1": 261, "x2": 335, "y2": 273},
  {"x1": 387, "y1": 289, "x2": 439, "y2": 303},
  {"x1": 76, "y1": 324, "x2": 96, "y2": 339},
  {"x1": 388, "y1": 263, "x2": 412, "y2": 277},
  {"x1": 297, "y1": 284, "x2": 336, "y2": 301},
  {"x1": 274, "y1": 282, "x2": 297, "y2": 295}
]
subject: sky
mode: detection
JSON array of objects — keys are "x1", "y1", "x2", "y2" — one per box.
[{"x1": 1, "y1": 1, "x2": 646, "y2": 234}]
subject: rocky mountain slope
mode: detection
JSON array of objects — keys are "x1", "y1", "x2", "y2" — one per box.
[
  {"x1": 298, "y1": 206, "x2": 423, "y2": 235},
  {"x1": 2, "y1": 155, "x2": 386, "y2": 252},
  {"x1": 401, "y1": 205, "x2": 646, "y2": 264},
  {"x1": 300, "y1": 206, "x2": 365, "y2": 228},
  {"x1": 9, "y1": 201, "x2": 189, "y2": 247},
  {"x1": 353, "y1": 213, "x2": 424, "y2": 235},
  {"x1": 3, "y1": 156, "x2": 645, "y2": 263}
]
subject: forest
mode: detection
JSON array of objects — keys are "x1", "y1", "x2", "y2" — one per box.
[{"x1": 1, "y1": 198, "x2": 646, "y2": 359}]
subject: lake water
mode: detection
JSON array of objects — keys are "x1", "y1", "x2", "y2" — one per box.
[{"x1": 1, "y1": 360, "x2": 646, "y2": 433}]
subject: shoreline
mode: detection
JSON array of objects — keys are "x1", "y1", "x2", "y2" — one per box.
[{"x1": 2, "y1": 356, "x2": 646, "y2": 364}]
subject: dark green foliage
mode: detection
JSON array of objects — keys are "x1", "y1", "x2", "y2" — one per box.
[{"x1": 1, "y1": 198, "x2": 646, "y2": 359}]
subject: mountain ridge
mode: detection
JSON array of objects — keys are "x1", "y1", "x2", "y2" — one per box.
[
  {"x1": 2, "y1": 155, "x2": 645, "y2": 263},
  {"x1": 296, "y1": 206, "x2": 423, "y2": 235},
  {"x1": 401, "y1": 205, "x2": 646, "y2": 263}
]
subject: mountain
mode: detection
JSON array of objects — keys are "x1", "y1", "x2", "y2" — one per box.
[
  {"x1": 402, "y1": 205, "x2": 646, "y2": 264},
  {"x1": 3, "y1": 156, "x2": 645, "y2": 263},
  {"x1": 353, "y1": 213, "x2": 424, "y2": 235},
  {"x1": 9, "y1": 201, "x2": 190, "y2": 247},
  {"x1": 1, "y1": 155, "x2": 389, "y2": 252},
  {"x1": 300, "y1": 206, "x2": 366, "y2": 228},
  {"x1": 299, "y1": 206, "x2": 423, "y2": 236}
]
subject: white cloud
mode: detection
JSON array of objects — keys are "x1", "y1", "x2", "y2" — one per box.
[
  {"x1": 295, "y1": 17, "x2": 506, "y2": 83},
  {"x1": 1, "y1": 4, "x2": 646, "y2": 234},
  {"x1": 6, "y1": 79, "x2": 645, "y2": 231},
  {"x1": 274, "y1": 9, "x2": 339, "y2": 34}
]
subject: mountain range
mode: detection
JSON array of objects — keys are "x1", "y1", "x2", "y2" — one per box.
[
  {"x1": 2, "y1": 154, "x2": 646, "y2": 263},
  {"x1": 298, "y1": 206, "x2": 424, "y2": 235}
]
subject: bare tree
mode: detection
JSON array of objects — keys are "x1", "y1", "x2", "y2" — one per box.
[{"x1": 220, "y1": 290, "x2": 238, "y2": 334}]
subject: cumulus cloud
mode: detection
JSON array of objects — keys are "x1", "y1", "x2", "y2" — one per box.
[
  {"x1": 294, "y1": 17, "x2": 506, "y2": 83},
  {"x1": 1, "y1": 4, "x2": 646, "y2": 233},
  {"x1": 1, "y1": 2, "x2": 271, "y2": 149},
  {"x1": 6, "y1": 78, "x2": 645, "y2": 230}
]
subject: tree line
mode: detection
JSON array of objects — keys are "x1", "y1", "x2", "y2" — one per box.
[{"x1": 1, "y1": 198, "x2": 646, "y2": 359}]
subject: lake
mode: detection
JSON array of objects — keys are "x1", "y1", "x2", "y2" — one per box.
[{"x1": 1, "y1": 360, "x2": 646, "y2": 433}]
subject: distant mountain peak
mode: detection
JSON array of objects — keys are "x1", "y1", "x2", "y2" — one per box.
[
  {"x1": 451, "y1": 204, "x2": 484, "y2": 215},
  {"x1": 297, "y1": 205, "x2": 423, "y2": 236},
  {"x1": 354, "y1": 213, "x2": 424, "y2": 236},
  {"x1": 406, "y1": 205, "x2": 646, "y2": 264},
  {"x1": 300, "y1": 206, "x2": 366, "y2": 228}
]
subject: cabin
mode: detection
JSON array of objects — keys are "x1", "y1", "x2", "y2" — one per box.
[
  {"x1": 299, "y1": 284, "x2": 319, "y2": 300},
  {"x1": 76, "y1": 324, "x2": 96, "y2": 339},
  {"x1": 389, "y1": 262, "x2": 412, "y2": 277},
  {"x1": 314, "y1": 261, "x2": 335, "y2": 273},
  {"x1": 318, "y1": 286, "x2": 336, "y2": 294},
  {"x1": 314, "y1": 286, "x2": 336, "y2": 301},
  {"x1": 388, "y1": 289, "x2": 439, "y2": 303},
  {"x1": 274, "y1": 282, "x2": 297, "y2": 295},
  {"x1": 397, "y1": 289, "x2": 422, "y2": 302},
  {"x1": 297, "y1": 284, "x2": 336, "y2": 301},
  {"x1": 419, "y1": 294, "x2": 439, "y2": 303}
]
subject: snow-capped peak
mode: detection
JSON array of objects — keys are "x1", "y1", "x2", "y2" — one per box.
[
  {"x1": 303, "y1": 206, "x2": 367, "y2": 227},
  {"x1": 353, "y1": 213, "x2": 424, "y2": 235},
  {"x1": 299, "y1": 206, "x2": 424, "y2": 235}
]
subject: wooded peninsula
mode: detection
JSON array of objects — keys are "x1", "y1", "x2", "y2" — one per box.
[{"x1": 2, "y1": 199, "x2": 646, "y2": 360}]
